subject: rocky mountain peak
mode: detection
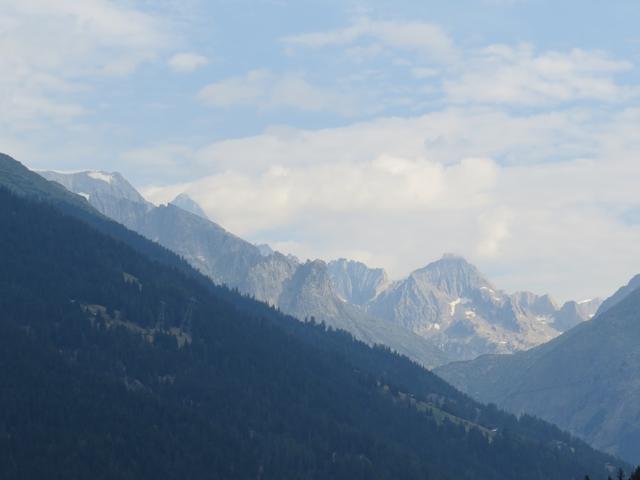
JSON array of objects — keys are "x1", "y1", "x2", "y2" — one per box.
[
  {"x1": 327, "y1": 258, "x2": 389, "y2": 306},
  {"x1": 511, "y1": 292, "x2": 558, "y2": 316},
  {"x1": 256, "y1": 243, "x2": 275, "y2": 257},
  {"x1": 40, "y1": 170, "x2": 149, "y2": 206},
  {"x1": 39, "y1": 169, "x2": 153, "y2": 230},
  {"x1": 411, "y1": 254, "x2": 493, "y2": 298},
  {"x1": 277, "y1": 260, "x2": 338, "y2": 321},
  {"x1": 596, "y1": 273, "x2": 640, "y2": 316},
  {"x1": 291, "y1": 260, "x2": 331, "y2": 287},
  {"x1": 170, "y1": 193, "x2": 209, "y2": 220}
]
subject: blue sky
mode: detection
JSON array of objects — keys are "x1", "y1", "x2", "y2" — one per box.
[{"x1": 3, "y1": 0, "x2": 640, "y2": 300}]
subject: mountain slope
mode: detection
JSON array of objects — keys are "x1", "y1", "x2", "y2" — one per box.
[
  {"x1": 0, "y1": 153, "x2": 93, "y2": 212},
  {"x1": 553, "y1": 299, "x2": 601, "y2": 331},
  {"x1": 39, "y1": 167, "x2": 602, "y2": 365},
  {"x1": 0, "y1": 159, "x2": 624, "y2": 478},
  {"x1": 328, "y1": 258, "x2": 389, "y2": 306},
  {"x1": 436, "y1": 280, "x2": 640, "y2": 463},
  {"x1": 170, "y1": 192, "x2": 209, "y2": 219},
  {"x1": 40, "y1": 167, "x2": 448, "y2": 368},
  {"x1": 367, "y1": 255, "x2": 595, "y2": 361},
  {"x1": 596, "y1": 274, "x2": 640, "y2": 316},
  {"x1": 280, "y1": 260, "x2": 450, "y2": 367},
  {"x1": 41, "y1": 169, "x2": 153, "y2": 229},
  {"x1": 39, "y1": 168, "x2": 285, "y2": 292}
]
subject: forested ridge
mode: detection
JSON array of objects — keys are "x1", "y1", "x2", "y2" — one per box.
[{"x1": 0, "y1": 154, "x2": 628, "y2": 478}]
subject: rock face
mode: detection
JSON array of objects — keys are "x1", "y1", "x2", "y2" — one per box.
[
  {"x1": 170, "y1": 193, "x2": 209, "y2": 220},
  {"x1": 435, "y1": 276, "x2": 640, "y2": 463},
  {"x1": 596, "y1": 273, "x2": 640, "y2": 316},
  {"x1": 139, "y1": 204, "x2": 267, "y2": 289},
  {"x1": 366, "y1": 255, "x2": 599, "y2": 361},
  {"x1": 40, "y1": 170, "x2": 449, "y2": 368},
  {"x1": 41, "y1": 170, "x2": 153, "y2": 229},
  {"x1": 256, "y1": 243, "x2": 274, "y2": 257},
  {"x1": 327, "y1": 258, "x2": 389, "y2": 306},
  {"x1": 279, "y1": 260, "x2": 450, "y2": 367},
  {"x1": 552, "y1": 299, "x2": 601, "y2": 331}
]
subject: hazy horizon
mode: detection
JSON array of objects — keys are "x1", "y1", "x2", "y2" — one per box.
[{"x1": 4, "y1": 0, "x2": 640, "y2": 301}]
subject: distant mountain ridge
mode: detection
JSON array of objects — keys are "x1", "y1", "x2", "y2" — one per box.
[
  {"x1": 435, "y1": 273, "x2": 640, "y2": 463},
  {"x1": 364, "y1": 254, "x2": 600, "y2": 360},
  {"x1": 39, "y1": 168, "x2": 448, "y2": 368},
  {"x1": 170, "y1": 193, "x2": 209, "y2": 219},
  {"x1": 596, "y1": 274, "x2": 640, "y2": 316},
  {"x1": 327, "y1": 258, "x2": 389, "y2": 305},
  {"x1": 41, "y1": 169, "x2": 153, "y2": 229},
  {"x1": 40, "y1": 169, "x2": 600, "y2": 364}
]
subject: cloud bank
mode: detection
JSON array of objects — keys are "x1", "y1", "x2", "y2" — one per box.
[
  {"x1": 168, "y1": 52, "x2": 209, "y2": 73},
  {"x1": 140, "y1": 106, "x2": 640, "y2": 301},
  {"x1": 0, "y1": 0, "x2": 169, "y2": 129}
]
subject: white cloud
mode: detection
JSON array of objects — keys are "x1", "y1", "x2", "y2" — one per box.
[
  {"x1": 198, "y1": 70, "x2": 358, "y2": 114},
  {"x1": 122, "y1": 143, "x2": 199, "y2": 177},
  {"x1": 143, "y1": 154, "x2": 499, "y2": 260},
  {"x1": 168, "y1": 52, "x2": 209, "y2": 73},
  {"x1": 283, "y1": 24, "x2": 635, "y2": 111},
  {"x1": 199, "y1": 70, "x2": 270, "y2": 107},
  {"x1": 283, "y1": 18, "x2": 456, "y2": 62},
  {"x1": 411, "y1": 67, "x2": 439, "y2": 79},
  {"x1": 137, "y1": 106, "x2": 640, "y2": 301},
  {"x1": 445, "y1": 44, "x2": 634, "y2": 105},
  {"x1": 0, "y1": 0, "x2": 169, "y2": 129},
  {"x1": 475, "y1": 208, "x2": 513, "y2": 258},
  {"x1": 145, "y1": 107, "x2": 602, "y2": 177}
]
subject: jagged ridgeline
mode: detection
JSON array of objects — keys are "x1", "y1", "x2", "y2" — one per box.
[
  {"x1": 39, "y1": 164, "x2": 451, "y2": 368},
  {"x1": 38, "y1": 166, "x2": 601, "y2": 367},
  {"x1": 0, "y1": 153, "x2": 627, "y2": 479}
]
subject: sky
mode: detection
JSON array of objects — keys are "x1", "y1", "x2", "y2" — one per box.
[{"x1": 3, "y1": 0, "x2": 640, "y2": 301}]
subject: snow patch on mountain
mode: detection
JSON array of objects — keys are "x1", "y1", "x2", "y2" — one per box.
[
  {"x1": 449, "y1": 298, "x2": 462, "y2": 316},
  {"x1": 87, "y1": 171, "x2": 114, "y2": 184}
]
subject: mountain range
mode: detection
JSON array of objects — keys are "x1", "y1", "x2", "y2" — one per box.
[
  {"x1": 1, "y1": 151, "x2": 625, "y2": 478},
  {"x1": 40, "y1": 169, "x2": 601, "y2": 366},
  {"x1": 366, "y1": 255, "x2": 601, "y2": 360},
  {"x1": 436, "y1": 273, "x2": 640, "y2": 463},
  {"x1": 40, "y1": 169, "x2": 449, "y2": 368}
]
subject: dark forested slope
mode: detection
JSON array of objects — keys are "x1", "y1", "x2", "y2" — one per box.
[{"x1": 0, "y1": 153, "x2": 626, "y2": 479}]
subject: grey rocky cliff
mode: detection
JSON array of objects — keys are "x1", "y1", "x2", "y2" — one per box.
[
  {"x1": 256, "y1": 243, "x2": 275, "y2": 257},
  {"x1": 170, "y1": 193, "x2": 209, "y2": 220},
  {"x1": 241, "y1": 251, "x2": 299, "y2": 306},
  {"x1": 366, "y1": 255, "x2": 599, "y2": 361},
  {"x1": 596, "y1": 273, "x2": 640, "y2": 316},
  {"x1": 327, "y1": 258, "x2": 389, "y2": 306},
  {"x1": 138, "y1": 204, "x2": 265, "y2": 288},
  {"x1": 552, "y1": 298, "x2": 601, "y2": 331},
  {"x1": 278, "y1": 260, "x2": 450, "y2": 367},
  {"x1": 510, "y1": 292, "x2": 558, "y2": 317},
  {"x1": 40, "y1": 170, "x2": 153, "y2": 230},
  {"x1": 435, "y1": 279, "x2": 640, "y2": 463},
  {"x1": 41, "y1": 170, "x2": 291, "y2": 298}
]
